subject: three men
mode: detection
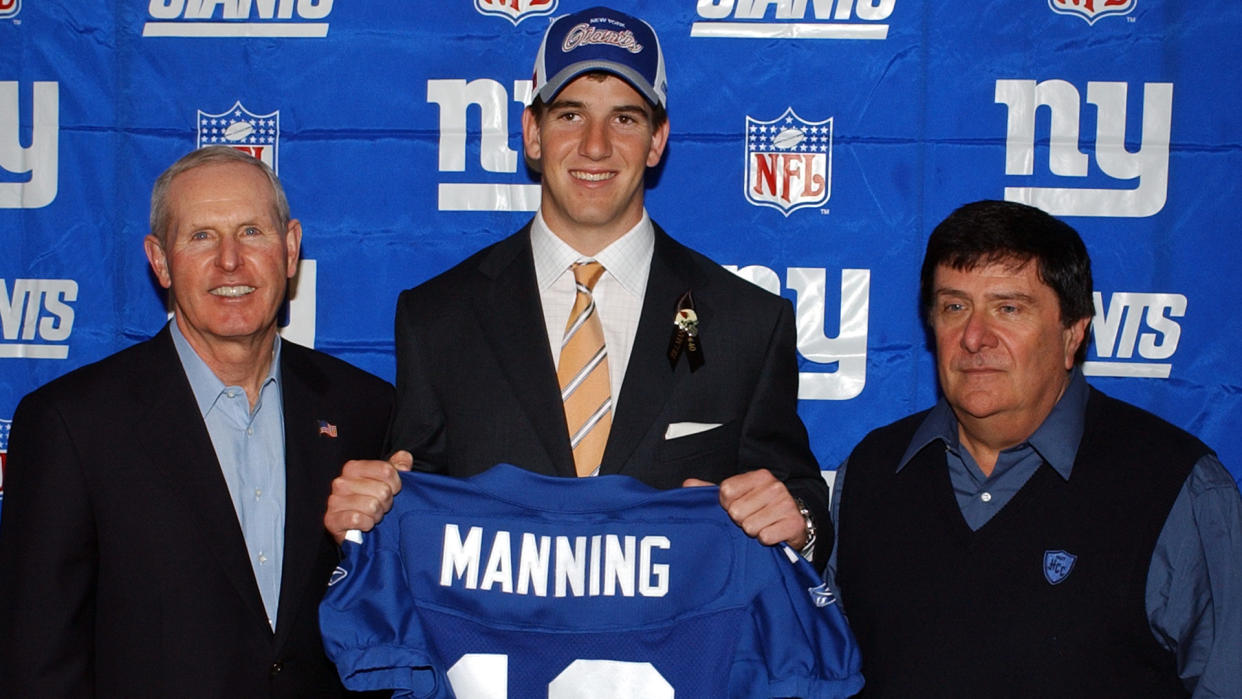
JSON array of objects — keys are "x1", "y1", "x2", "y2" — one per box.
[
  {"x1": 832, "y1": 200, "x2": 1241, "y2": 697},
  {"x1": 0, "y1": 147, "x2": 393, "y2": 697},
  {"x1": 325, "y1": 7, "x2": 828, "y2": 562}
]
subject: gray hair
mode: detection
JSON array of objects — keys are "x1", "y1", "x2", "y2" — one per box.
[{"x1": 148, "y1": 146, "x2": 290, "y2": 244}]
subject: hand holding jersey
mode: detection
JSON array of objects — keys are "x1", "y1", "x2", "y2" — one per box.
[
  {"x1": 684, "y1": 469, "x2": 809, "y2": 551},
  {"x1": 324, "y1": 451, "x2": 412, "y2": 545}
]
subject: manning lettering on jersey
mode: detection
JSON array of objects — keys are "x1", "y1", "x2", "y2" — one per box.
[{"x1": 440, "y1": 524, "x2": 671, "y2": 598}]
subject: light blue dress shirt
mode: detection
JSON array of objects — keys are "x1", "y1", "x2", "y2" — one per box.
[
  {"x1": 171, "y1": 322, "x2": 286, "y2": 631},
  {"x1": 829, "y1": 369, "x2": 1242, "y2": 697}
]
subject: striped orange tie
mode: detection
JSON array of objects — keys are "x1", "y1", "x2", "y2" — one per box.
[{"x1": 557, "y1": 262, "x2": 612, "y2": 477}]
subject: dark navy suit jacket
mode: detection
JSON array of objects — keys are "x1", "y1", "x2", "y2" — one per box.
[
  {"x1": 0, "y1": 326, "x2": 393, "y2": 697},
  {"x1": 388, "y1": 223, "x2": 830, "y2": 564}
]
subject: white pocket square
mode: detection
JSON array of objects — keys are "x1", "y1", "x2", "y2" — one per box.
[{"x1": 664, "y1": 422, "x2": 723, "y2": 440}]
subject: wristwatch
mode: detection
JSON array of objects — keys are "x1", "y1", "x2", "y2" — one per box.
[{"x1": 795, "y1": 498, "x2": 817, "y2": 560}]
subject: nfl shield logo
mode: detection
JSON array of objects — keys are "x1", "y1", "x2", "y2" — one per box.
[
  {"x1": 1043, "y1": 550, "x2": 1078, "y2": 585},
  {"x1": 474, "y1": 0, "x2": 558, "y2": 25},
  {"x1": 197, "y1": 101, "x2": 281, "y2": 173},
  {"x1": 1048, "y1": 0, "x2": 1137, "y2": 25},
  {"x1": 745, "y1": 108, "x2": 832, "y2": 216}
]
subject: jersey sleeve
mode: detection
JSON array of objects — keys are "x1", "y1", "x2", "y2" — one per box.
[
  {"x1": 732, "y1": 545, "x2": 865, "y2": 699},
  {"x1": 319, "y1": 526, "x2": 449, "y2": 698}
]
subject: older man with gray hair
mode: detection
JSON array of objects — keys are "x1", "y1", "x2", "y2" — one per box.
[{"x1": 0, "y1": 146, "x2": 393, "y2": 697}]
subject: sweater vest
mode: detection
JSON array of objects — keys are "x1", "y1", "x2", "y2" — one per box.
[{"x1": 837, "y1": 388, "x2": 1208, "y2": 698}]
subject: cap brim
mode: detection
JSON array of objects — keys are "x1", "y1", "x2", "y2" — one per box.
[{"x1": 536, "y1": 61, "x2": 664, "y2": 109}]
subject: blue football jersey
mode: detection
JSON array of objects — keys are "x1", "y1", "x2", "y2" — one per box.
[{"x1": 319, "y1": 464, "x2": 863, "y2": 698}]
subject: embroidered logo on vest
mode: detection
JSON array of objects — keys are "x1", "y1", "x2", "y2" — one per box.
[{"x1": 1043, "y1": 550, "x2": 1078, "y2": 585}]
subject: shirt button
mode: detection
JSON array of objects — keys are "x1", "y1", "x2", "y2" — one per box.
[
  {"x1": 258, "y1": 553, "x2": 268, "y2": 565},
  {"x1": 254, "y1": 488, "x2": 262, "y2": 498},
  {"x1": 246, "y1": 427, "x2": 254, "y2": 436},
  {"x1": 981, "y1": 492, "x2": 993, "y2": 503}
]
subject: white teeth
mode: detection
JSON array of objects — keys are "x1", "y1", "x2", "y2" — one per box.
[
  {"x1": 572, "y1": 171, "x2": 614, "y2": 182},
  {"x1": 210, "y1": 285, "x2": 255, "y2": 298}
]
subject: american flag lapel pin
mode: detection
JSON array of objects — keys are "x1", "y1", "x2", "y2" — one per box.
[{"x1": 317, "y1": 420, "x2": 338, "y2": 438}]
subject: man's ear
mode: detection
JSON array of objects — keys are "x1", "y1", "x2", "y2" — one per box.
[
  {"x1": 284, "y1": 219, "x2": 303, "y2": 279},
  {"x1": 1063, "y1": 316, "x2": 1091, "y2": 370},
  {"x1": 647, "y1": 117, "x2": 670, "y2": 168},
  {"x1": 521, "y1": 107, "x2": 542, "y2": 168},
  {"x1": 144, "y1": 234, "x2": 172, "y2": 289}
]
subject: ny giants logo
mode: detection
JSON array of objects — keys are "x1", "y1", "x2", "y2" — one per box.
[
  {"x1": 0, "y1": 279, "x2": 77, "y2": 359},
  {"x1": 692, "y1": 0, "x2": 895, "y2": 40},
  {"x1": 197, "y1": 101, "x2": 280, "y2": 173},
  {"x1": 745, "y1": 108, "x2": 832, "y2": 216},
  {"x1": 1048, "y1": 0, "x2": 1136, "y2": 24},
  {"x1": 144, "y1": 0, "x2": 333, "y2": 38},
  {"x1": 474, "y1": 0, "x2": 557, "y2": 25},
  {"x1": 427, "y1": 78, "x2": 539, "y2": 212},
  {"x1": 724, "y1": 266, "x2": 868, "y2": 400},
  {"x1": 1084, "y1": 290, "x2": 1185, "y2": 379},
  {"x1": 995, "y1": 79, "x2": 1172, "y2": 217},
  {"x1": 0, "y1": 0, "x2": 20, "y2": 19},
  {"x1": 0, "y1": 81, "x2": 58, "y2": 208}
]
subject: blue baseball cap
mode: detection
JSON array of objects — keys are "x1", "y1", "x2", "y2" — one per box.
[{"x1": 531, "y1": 6, "x2": 668, "y2": 109}]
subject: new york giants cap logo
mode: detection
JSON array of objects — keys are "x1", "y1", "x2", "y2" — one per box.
[
  {"x1": 745, "y1": 108, "x2": 832, "y2": 216},
  {"x1": 1043, "y1": 550, "x2": 1077, "y2": 585},
  {"x1": 1048, "y1": 0, "x2": 1137, "y2": 25},
  {"x1": 475, "y1": 0, "x2": 558, "y2": 25},
  {"x1": 197, "y1": 101, "x2": 280, "y2": 173},
  {"x1": 0, "y1": 0, "x2": 19, "y2": 19}
]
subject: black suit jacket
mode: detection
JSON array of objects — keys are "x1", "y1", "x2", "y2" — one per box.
[
  {"x1": 389, "y1": 223, "x2": 830, "y2": 562},
  {"x1": 0, "y1": 326, "x2": 393, "y2": 698}
]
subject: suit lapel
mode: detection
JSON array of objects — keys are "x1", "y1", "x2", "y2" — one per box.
[
  {"x1": 274, "y1": 343, "x2": 334, "y2": 647},
  {"x1": 474, "y1": 228, "x2": 576, "y2": 477},
  {"x1": 601, "y1": 228, "x2": 698, "y2": 475},
  {"x1": 132, "y1": 328, "x2": 270, "y2": 630}
]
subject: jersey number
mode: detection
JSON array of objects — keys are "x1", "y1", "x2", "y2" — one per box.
[{"x1": 447, "y1": 654, "x2": 674, "y2": 698}]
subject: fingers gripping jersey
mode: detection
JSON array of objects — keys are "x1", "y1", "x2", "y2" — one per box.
[{"x1": 319, "y1": 465, "x2": 863, "y2": 698}]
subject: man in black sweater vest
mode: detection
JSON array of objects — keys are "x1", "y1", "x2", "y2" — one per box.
[{"x1": 831, "y1": 200, "x2": 1241, "y2": 697}]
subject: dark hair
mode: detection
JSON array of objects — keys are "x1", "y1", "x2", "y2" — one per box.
[
  {"x1": 920, "y1": 200, "x2": 1095, "y2": 363},
  {"x1": 526, "y1": 71, "x2": 668, "y2": 130}
]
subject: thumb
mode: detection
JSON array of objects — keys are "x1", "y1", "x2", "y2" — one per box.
[
  {"x1": 388, "y1": 450, "x2": 414, "y2": 471},
  {"x1": 682, "y1": 478, "x2": 715, "y2": 488}
]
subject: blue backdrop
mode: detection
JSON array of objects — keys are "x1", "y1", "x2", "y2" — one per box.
[{"x1": 3, "y1": 1, "x2": 1240, "y2": 517}]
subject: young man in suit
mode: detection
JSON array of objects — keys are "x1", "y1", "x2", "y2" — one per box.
[
  {"x1": 324, "y1": 6, "x2": 828, "y2": 564},
  {"x1": 0, "y1": 146, "x2": 393, "y2": 697}
]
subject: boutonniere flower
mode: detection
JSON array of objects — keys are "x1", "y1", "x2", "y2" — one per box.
[
  {"x1": 674, "y1": 308, "x2": 699, "y2": 336},
  {"x1": 666, "y1": 290, "x2": 705, "y2": 371}
]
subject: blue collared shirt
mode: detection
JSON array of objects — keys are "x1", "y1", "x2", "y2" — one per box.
[
  {"x1": 171, "y1": 322, "x2": 287, "y2": 631},
  {"x1": 828, "y1": 369, "x2": 1242, "y2": 697}
]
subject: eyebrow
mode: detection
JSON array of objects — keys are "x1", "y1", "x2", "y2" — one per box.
[
  {"x1": 545, "y1": 99, "x2": 651, "y2": 119},
  {"x1": 935, "y1": 288, "x2": 1039, "y2": 304}
]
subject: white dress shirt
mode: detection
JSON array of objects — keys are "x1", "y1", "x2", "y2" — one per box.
[{"x1": 530, "y1": 210, "x2": 654, "y2": 414}]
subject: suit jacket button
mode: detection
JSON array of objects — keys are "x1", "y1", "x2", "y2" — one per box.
[{"x1": 270, "y1": 662, "x2": 283, "y2": 676}]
